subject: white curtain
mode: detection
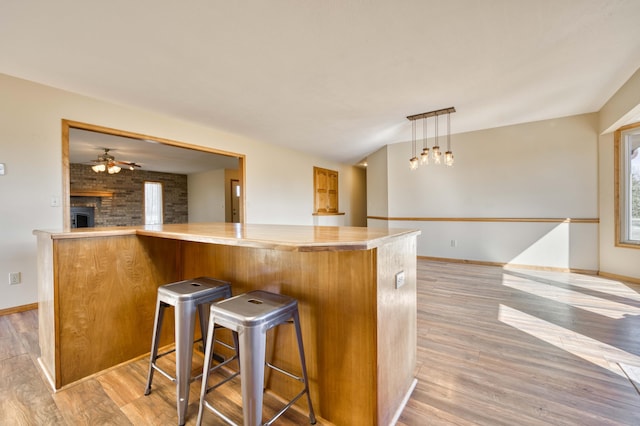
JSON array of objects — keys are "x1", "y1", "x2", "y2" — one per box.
[{"x1": 144, "y1": 182, "x2": 163, "y2": 225}]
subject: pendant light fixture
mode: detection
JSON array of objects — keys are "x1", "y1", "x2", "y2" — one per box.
[
  {"x1": 420, "y1": 116, "x2": 429, "y2": 164},
  {"x1": 432, "y1": 114, "x2": 442, "y2": 165},
  {"x1": 409, "y1": 119, "x2": 419, "y2": 170},
  {"x1": 406, "y1": 107, "x2": 455, "y2": 170},
  {"x1": 444, "y1": 111, "x2": 454, "y2": 166}
]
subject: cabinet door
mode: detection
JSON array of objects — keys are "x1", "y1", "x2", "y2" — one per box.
[
  {"x1": 314, "y1": 167, "x2": 338, "y2": 213},
  {"x1": 327, "y1": 170, "x2": 338, "y2": 213}
]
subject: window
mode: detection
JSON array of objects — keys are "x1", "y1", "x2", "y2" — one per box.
[
  {"x1": 144, "y1": 181, "x2": 163, "y2": 225},
  {"x1": 615, "y1": 123, "x2": 640, "y2": 246},
  {"x1": 313, "y1": 167, "x2": 339, "y2": 213}
]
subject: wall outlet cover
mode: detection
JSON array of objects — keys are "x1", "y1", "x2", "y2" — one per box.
[{"x1": 9, "y1": 272, "x2": 21, "y2": 285}]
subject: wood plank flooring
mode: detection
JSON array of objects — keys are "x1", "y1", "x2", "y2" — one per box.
[
  {"x1": 397, "y1": 260, "x2": 640, "y2": 425},
  {"x1": 2, "y1": 259, "x2": 640, "y2": 425}
]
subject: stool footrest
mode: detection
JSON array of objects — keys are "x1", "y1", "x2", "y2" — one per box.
[
  {"x1": 153, "y1": 335, "x2": 204, "y2": 361},
  {"x1": 264, "y1": 388, "x2": 311, "y2": 426},
  {"x1": 150, "y1": 337, "x2": 230, "y2": 385},
  {"x1": 203, "y1": 355, "x2": 240, "y2": 394},
  {"x1": 150, "y1": 363, "x2": 177, "y2": 384},
  {"x1": 266, "y1": 361, "x2": 305, "y2": 383},
  {"x1": 202, "y1": 400, "x2": 238, "y2": 426}
]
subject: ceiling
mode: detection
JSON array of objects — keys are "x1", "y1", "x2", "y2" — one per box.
[
  {"x1": 2, "y1": 1, "x2": 640, "y2": 165},
  {"x1": 69, "y1": 128, "x2": 239, "y2": 175}
]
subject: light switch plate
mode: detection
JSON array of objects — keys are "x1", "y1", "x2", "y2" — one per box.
[
  {"x1": 0, "y1": 163, "x2": 5, "y2": 175},
  {"x1": 395, "y1": 271, "x2": 405, "y2": 289}
]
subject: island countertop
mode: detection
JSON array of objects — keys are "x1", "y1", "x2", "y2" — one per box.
[{"x1": 34, "y1": 222, "x2": 420, "y2": 252}]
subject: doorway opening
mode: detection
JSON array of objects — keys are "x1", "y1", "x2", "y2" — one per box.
[{"x1": 62, "y1": 119, "x2": 246, "y2": 229}]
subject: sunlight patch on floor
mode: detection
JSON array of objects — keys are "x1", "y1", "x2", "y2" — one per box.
[
  {"x1": 498, "y1": 304, "x2": 640, "y2": 377},
  {"x1": 501, "y1": 278, "x2": 640, "y2": 319}
]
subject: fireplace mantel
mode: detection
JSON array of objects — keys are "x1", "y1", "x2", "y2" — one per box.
[{"x1": 70, "y1": 190, "x2": 113, "y2": 197}]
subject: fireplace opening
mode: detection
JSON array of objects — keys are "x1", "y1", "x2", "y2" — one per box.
[{"x1": 71, "y1": 206, "x2": 95, "y2": 228}]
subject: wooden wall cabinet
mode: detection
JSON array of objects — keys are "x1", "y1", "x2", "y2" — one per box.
[{"x1": 313, "y1": 166, "x2": 339, "y2": 213}]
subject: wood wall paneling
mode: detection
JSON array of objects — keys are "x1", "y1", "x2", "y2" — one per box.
[
  {"x1": 36, "y1": 232, "x2": 57, "y2": 388},
  {"x1": 376, "y1": 236, "x2": 417, "y2": 425},
  {"x1": 54, "y1": 235, "x2": 179, "y2": 385},
  {"x1": 179, "y1": 241, "x2": 380, "y2": 425}
]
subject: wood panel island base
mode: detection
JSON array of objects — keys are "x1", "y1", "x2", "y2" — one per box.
[{"x1": 34, "y1": 223, "x2": 419, "y2": 425}]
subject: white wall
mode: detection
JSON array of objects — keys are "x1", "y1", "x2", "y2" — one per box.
[
  {"x1": 598, "y1": 67, "x2": 640, "y2": 280},
  {"x1": 366, "y1": 145, "x2": 389, "y2": 220},
  {"x1": 0, "y1": 73, "x2": 357, "y2": 310},
  {"x1": 346, "y1": 166, "x2": 367, "y2": 227},
  {"x1": 188, "y1": 169, "x2": 226, "y2": 222},
  {"x1": 369, "y1": 113, "x2": 600, "y2": 271}
]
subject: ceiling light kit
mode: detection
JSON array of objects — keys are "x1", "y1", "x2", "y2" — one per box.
[
  {"x1": 91, "y1": 148, "x2": 141, "y2": 174},
  {"x1": 407, "y1": 107, "x2": 455, "y2": 170}
]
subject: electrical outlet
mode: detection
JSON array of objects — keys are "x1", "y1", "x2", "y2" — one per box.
[
  {"x1": 9, "y1": 272, "x2": 21, "y2": 285},
  {"x1": 450, "y1": 239, "x2": 457, "y2": 247}
]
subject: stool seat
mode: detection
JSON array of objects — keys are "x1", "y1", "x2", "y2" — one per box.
[
  {"x1": 157, "y1": 278, "x2": 230, "y2": 304},
  {"x1": 197, "y1": 290, "x2": 316, "y2": 426},
  {"x1": 211, "y1": 290, "x2": 297, "y2": 328},
  {"x1": 145, "y1": 277, "x2": 232, "y2": 426}
]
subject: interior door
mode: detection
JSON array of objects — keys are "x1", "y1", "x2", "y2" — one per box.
[{"x1": 231, "y1": 179, "x2": 240, "y2": 223}]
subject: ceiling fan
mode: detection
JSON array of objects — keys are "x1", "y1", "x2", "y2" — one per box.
[{"x1": 91, "y1": 148, "x2": 141, "y2": 174}]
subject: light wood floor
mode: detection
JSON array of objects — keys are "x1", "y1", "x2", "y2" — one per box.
[
  {"x1": 2, "y1": 260, "x2": 640, "y2": 425},
  {"x1": 397, "y1": 260, "x2": 640, "y2": 425}
]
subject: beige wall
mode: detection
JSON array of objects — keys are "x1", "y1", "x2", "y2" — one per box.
[
  {"x1": 369, "y1": 113, "x2": 600, "y2": 271},
  {"x1": 367, "y1": 62, "x2": 640, "y2": 280},
  {"x1": 188, "y1": 169, "x2": 226, "y2": 223},
  {"x1": 347, "y1": 166, "x2": 368, "y2": 227},
  {"x1": 366, "y1": 145, "x2": 389, "y2": 220},
  {"x1": 598, "y1": 68, "x2": 640, "y2": 280},
  {"x1": 0, "y1": 73, "x2": 359, "y2": 310}
]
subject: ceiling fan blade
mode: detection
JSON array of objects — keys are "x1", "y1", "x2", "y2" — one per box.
[
  {"x1": 114, "y1": 161, "x2": 141, "y2": 168},
  {"x1": 88, "y1": 148, "x2": 141, "y2": 171}
]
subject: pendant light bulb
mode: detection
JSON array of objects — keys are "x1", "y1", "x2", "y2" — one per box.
[
  {"x1": 409, "y1": 156, "x2": 419, "y2": 170},
  {"x1": 445, "y1": 151, "x2": 454, "y2": 166},
  {"x1": 420, "y1": 148, "x2": 429, "y2": 164},
  {"x1": 420, "y1": 116, "x2": 429, "y2": 164},
  {"x1": 409, "y1": 119, "x2": 419, "y2": 170},
  {"x1": 433, "y1": 146, "x2": 442, "y2": 164},
  {"x1": 444, "y1": 111, "x2": 453, "y2": 166}
]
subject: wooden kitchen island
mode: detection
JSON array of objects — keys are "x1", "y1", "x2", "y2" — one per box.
[{"x1": 34, "y1": 223, "x2": 419, "y2": 425}]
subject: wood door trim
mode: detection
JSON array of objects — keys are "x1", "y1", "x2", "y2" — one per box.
[
  {"x1": 367, "y1": 216, "x2": 599, "y2": 223},
  {"x1": 61, "y1": 119, "x2": 247, "y2": 228}
]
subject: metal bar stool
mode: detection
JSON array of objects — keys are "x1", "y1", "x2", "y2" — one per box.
[
  {"x1": 196, "y1": 290, "x2": 316, "y2": 426},
  {"x1": 144, "y1": 277, "x2": 232, "y2": 426}
]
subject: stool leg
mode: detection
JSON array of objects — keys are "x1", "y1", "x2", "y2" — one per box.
[
  {"x1": 196, "y1": 310, "x2": 218, "y2": 426},
  {"x1": 145, "y1": 299, "x2": 165, "y2": 395},
  {"x1": 293, "y1": 311, "x2": 316, "y2": 424},
  {"x1": 197, "y1": 302, "x2": 209, "y2": 350},
  {"x1": 175, "y1": 301, "x2": 197, "y2": 426},
  {"x1": 239, "y1": 326, "x2": 267, "y2": 426},
  {"x1": 232, "y1": 330, "x2": 240, "y2": 370}
]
